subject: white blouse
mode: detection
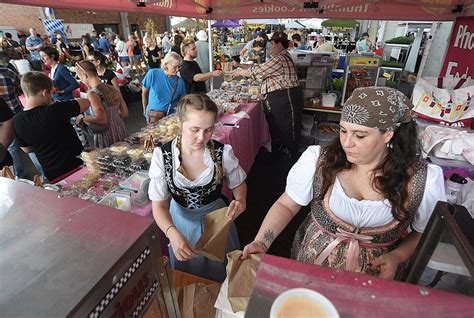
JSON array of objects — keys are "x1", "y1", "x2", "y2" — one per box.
[
  {"x1": 148, "y1": 140, "x2": 247, "y2": 201},
  {"x1": 286, "y1": 146, "x2": 447, "y2": 232}
]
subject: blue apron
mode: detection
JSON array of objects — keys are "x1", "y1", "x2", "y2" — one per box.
[{"x1": 168, "y1": 197, "x2": 240, "y2": 282}]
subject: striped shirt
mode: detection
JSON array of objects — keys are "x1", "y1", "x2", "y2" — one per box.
[
  {"x1": 0, "y1": 67, "x2": 22, "y2": 114},
  {"x1": 249, "y1": 49, "x2": 299, "y2": 94}
]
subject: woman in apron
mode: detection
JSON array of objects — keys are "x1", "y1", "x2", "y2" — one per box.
[
  {"x1": 242, "y1": 87, "x2": 446, "y2": 280},
  {"x1": 149, "y1": 94, "x2": 247, "y2": 282}
]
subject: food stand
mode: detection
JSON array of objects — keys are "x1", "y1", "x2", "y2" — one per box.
[
  {"x1": 0, "y1": 177, "x2": 179, "y2": 317},
  {"x1": 3, "y1": 0, "x2": 473, "y2": 316}
]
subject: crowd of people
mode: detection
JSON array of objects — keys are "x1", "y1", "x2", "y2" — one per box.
[{"x1": 0, "y1": 24, "x2": 446, "y2": 285}]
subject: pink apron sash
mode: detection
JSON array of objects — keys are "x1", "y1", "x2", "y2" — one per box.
[{"x1": 310, "y1": 212, "x2": 397, "y2": 272}]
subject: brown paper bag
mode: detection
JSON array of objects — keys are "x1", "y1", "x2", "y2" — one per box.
[
  {"x1": 195, "y1": 207, "x2": 231, "y2": 262},
  {"x1": 176, "y1": 283, "x2": 221, "y2": 318},
  {"x1": 226, "y1": 250, "x2": 261, "y2": 313},
  {"x1": 1, "y1": 166, "x2": 15, "y2": 179}
]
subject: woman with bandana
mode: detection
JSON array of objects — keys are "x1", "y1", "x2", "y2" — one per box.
[{"x1": 242, "y1": 87, "x2": 446, "y2": 280}]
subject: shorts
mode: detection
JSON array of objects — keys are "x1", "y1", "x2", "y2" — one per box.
[
  {"x1": 133, "y1": 54, "x2": 142, "y2": 61},
  {"x1": 119, "y1": 56, "x2": 130, "y2": 63}
]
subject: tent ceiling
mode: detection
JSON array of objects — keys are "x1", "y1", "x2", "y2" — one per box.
[{"x1": 1, "y1": 0, "x2": 472, "y2": 21}]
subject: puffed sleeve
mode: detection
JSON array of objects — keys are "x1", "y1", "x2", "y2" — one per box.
[
  {"x1": 222, "y1": 144, "x2": 247, "y2": 189},
  {"x1": 412, "y1": 164, "x2": 447, "y2": 233},
  {"x1": 148, "y1": 147, "x2": 171, "y2": 201},
  {"x1": 285, "y1": 145, "x2": 321, "y2": 206}
]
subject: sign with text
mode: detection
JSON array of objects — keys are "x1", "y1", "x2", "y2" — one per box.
[
  {"x1": 64, "y1": 23, "x2": 94, "y2": 39},
  {"x1": 441, "y1": 16, "x2": 474, "y2": 80}
]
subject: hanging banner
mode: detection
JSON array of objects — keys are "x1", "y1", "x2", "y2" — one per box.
[
  {"x1": 209, "y1": 0, "x2": 463, "y2": 21},
  {"x1": 2, "y1": 0, "x2": 473, "y2": 21},
  {"x1": 64, "y1": 23, "x2": 94, "y2": 39},
  {"x1": 440, "y1": 16, "x2": 474, "y2": 80}
]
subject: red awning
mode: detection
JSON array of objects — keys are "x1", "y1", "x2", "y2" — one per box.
[{"x1": 0, "y1": 0, "x2": 472, "y2": 21}]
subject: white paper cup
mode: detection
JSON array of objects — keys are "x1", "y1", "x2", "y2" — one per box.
[{"x1": 270, "y1": 288, "x2": 339, "y2": 318}]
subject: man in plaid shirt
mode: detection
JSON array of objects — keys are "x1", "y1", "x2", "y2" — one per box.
[{"x1": 233, "y1": 31, "x2": 303, "y2": 161}]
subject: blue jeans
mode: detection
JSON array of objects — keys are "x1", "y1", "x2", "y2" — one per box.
[
  {"x1": 8, "y1": 138, "x2": 44, "y2": 180},
  {"x1": 29, "y1": 152, "x2": 45, "y2": 181},
  {"x1": 8, "y1": 138, "x2": 25, "y2": 178}
]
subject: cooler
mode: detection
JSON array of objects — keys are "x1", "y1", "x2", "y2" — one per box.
[{"x1": 0, "y1": 178, "x2": 179, "y2": 317}]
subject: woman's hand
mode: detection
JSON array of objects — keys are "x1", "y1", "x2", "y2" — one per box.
[
  {"x1": 212, "y1": 70, "x2": 223, "y2": 77},
  {"x1": 168, "y1": 228, "x2": 198, "y2": 262},
  {"x1": 227, "y1": 199, "x2": 246, "y2": 221},
  {"x1": 370, "y1": 251, "x2": 402, "y2": 279},
  {"x1": 241, "y1": 240, "x2": 267, "y2": 260},
  {"x1": 75, "y1": 114, "x2": 85, "y2": 129}
]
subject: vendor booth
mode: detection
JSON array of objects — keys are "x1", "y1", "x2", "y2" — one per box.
[{"x1": 1, "y1": 0, "x2": 473, "y2": 317}]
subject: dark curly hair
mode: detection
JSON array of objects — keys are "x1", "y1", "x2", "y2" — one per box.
[
  {"x1": 317, "y1": 120, "x2": 421, "y2": 222},
  {"x1": 40, "y1": 46, "x2": 60, "y2": 62}
]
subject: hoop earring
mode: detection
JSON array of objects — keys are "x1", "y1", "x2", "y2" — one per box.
[{"x1": 386, "y1": 142, "x2": 393, "y2": 149}]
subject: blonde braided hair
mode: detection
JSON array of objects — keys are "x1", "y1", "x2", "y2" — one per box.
[
  {"x1": 207, "y1": 139, "x2": 224, "y2": 184},
  {"x1": 176, "y1": 94, "x2": 223, "y2": 184}
]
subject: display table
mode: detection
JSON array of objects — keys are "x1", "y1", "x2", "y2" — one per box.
[
  {"x1": 215, "y1": 102, "x2": 270, "y2": 174},
  {"x1": 0, "y1": 177, "x2": 178, "y2": 317},
  {"x1": 245, "y1": 254, "x2": 474, "y2": 317},
  {"x1": 59, "y1": 101, "x2": 269, "y2": 217}
]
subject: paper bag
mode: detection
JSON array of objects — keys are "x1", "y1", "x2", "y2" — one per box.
[
  {"x1": 1, "y1": 166, "x2": 15, "y2": 179},
  {"x1": 226, "y1": 250, "x2": 261, "y2": 313},
  {"x1": 195, "y1": 207, "x2": 231, "y2": 262},
  {"x1": 176, "y1": 283, "x2": 221, "y2": 318}
]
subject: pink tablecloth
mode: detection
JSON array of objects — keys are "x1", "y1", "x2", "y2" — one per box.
[{"x1": 215, "y1": 102, "x2": 270, "y2": 173}]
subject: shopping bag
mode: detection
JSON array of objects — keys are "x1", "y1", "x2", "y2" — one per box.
[
  {"x1": 176, "y1": 283, "x2": 221, "y2": 318},
  {"x1": 195, "y1": 207, "x2": 231, "y2": 262},
  {"x1": 1, "y1": 166, "x2": 15, "y2": 179},
  {"x1": 226, "y1": 250, "x2": 261, "y2": 313},
  {"x1": 412, "y1": 77, "x2": 474, "y2": 128},
  {"x1": 422, "y1": 125, "x2": 474, "y2": 164}
]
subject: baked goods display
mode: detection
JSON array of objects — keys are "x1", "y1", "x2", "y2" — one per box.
[
  {"x1": 206, "y1": 79, "x2": 261, "y2": 112},
  {"x1": 80, "y1": 149, "x2": 100, "y2": 172}
]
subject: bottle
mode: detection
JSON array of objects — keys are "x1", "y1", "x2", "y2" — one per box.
[{"x1": 445, "y1": 173, "x2": 467, "y2": 204}]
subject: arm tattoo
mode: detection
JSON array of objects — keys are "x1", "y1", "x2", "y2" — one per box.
[{"x1": 263, "y1": 229, "x2": 275, "y2": 243}]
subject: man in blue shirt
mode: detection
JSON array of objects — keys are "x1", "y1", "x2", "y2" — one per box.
[
  {"x1": 26, "y1": 27, "x2": 44, "y2": 71},
  {"x1": 98, "y1": 32, "x2": 110, "y2": 54},
  {"x1": 90, "y1": 30, "x2": 100, "y2": 51}
]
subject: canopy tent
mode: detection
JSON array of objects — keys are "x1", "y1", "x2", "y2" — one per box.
[
  {"x1": 211, "y1": 19, "x2": 240, "y2": 28},
  {"x1": 285, "y1": 21, "x2": 306, "y2": 29},
  {"x1": 321, "y1": 19, "x2": 359, "y2": 29},
  {"x1": 241, "y1": 19, "x2": 281, "y2": 25},
  {"x1": 1, "y1": 0, "x2": 472, "y2": 21},
  {"x1": 172, "y1": 18, "x2": 197, "y2": 29},
  {"x1": 321, "y1": 19, "x2": 359, "y2": 32},
  {"x1": 299, "y1": 20, "x2": 323, "y2": 29}
]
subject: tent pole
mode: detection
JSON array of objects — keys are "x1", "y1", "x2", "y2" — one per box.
[{"x1": 208, "y1": 19, "x2": 213, "y2": 91}]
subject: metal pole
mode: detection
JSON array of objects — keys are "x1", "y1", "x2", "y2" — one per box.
[{"x1": 208, "y1": 19, "x2": 213, "y2": 91}]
